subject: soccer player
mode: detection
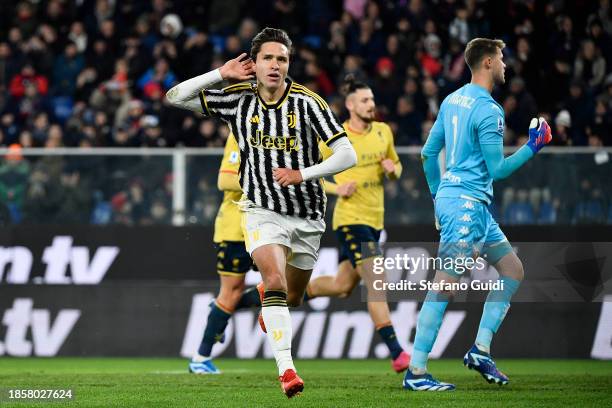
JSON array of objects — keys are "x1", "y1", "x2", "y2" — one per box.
[
  {"x1": 166, "y1": 28, "x2": 356, "y2": 397},
  {"x1": 403, "y1": 38, "x2": 552, "y2": 391},
  {"x1": 188, "y1": 133, "x2": 262, "y2": 374},
  {"x1": 301, "y1": 76, "x2": 410, "y2": 373}
]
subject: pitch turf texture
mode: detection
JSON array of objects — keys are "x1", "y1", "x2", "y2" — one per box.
[{"x1": 0, "y1": 359, "x2": 611, "y2": 407}]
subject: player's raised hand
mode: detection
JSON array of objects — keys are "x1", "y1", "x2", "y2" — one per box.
[
  {"x1": 273, "y1": 168, "x2": 303, "y2": 187},
  {"x1": 526, "y1": 117, "x2": 552, "y2": 153},
  {"x1": 219, "y1": 53, "x2": 255, "y2": 82},
  {"x1": 381, "y1": 158, "x2": 396, "y2": 174},
  {"x1": 336, "y1": 181, "x2": 357, "y2": 198}
]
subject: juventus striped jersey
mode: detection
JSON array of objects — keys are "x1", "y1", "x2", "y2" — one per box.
[{"x1": 199, "y1": 79, "x2": 347, "y2": 220}]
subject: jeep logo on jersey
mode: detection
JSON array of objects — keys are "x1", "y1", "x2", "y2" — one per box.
[{"x1": 248, "y1": 130, "x2": 299, "y2": 152}]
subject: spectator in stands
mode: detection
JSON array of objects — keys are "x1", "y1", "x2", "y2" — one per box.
[
  {"x1": 573, "y1": 179, "x2": 606, "y2": 224},
  {"x1": 9, "y1": 63, "x2": 48, "y2": 99},
  {"x1": 420, "y1": 33, "x2": 443, "y2": 78},
  {"x1": 589, "y1": 97, "x2": 612, "y2": 145},
  {"x1": 508, "y1": 76, "x2": 538, "y2": 133},
  {"x1": 86, "y1": 39, "x2": 114, "y2": 83},
  {"x1": 574, "y1": 39, "x2": 607, "y2": 90},
  {"x1": 0, "y1": 0, "x2": 610, "y2": 226},
  {"x1": 0, "y1": 144, "x2": 30, "y2": 223},
  {"x1": 587, "y1": 18, "x2": 612, "y2": 65},
  {"x1": 552, "y1": 109, "x2": 573, "y2": 146},
  {"x1": 136, "y1": 58, "x2": 176, "y2": 96},
  {"x1": 504, "y1": 189, "x2": 536, "y2": 225},
  {"x1": 392, "y1": 96, "x2": 423, "y2": 146},
  {"x1": 0, "y1": 42, "x2": 21, "y2": 91}
]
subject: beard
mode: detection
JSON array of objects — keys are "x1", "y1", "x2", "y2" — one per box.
[{"x1": 357, "y1": 110, "x2": 375, "y2": 123}]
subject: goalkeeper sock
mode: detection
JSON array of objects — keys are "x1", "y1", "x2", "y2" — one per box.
[
  {"x1": 475, "y1": 277, "x2": 521, "y2": 354},
  {"x1": 377, "y1": 323, "x2": 403, "y2": 360},
  {"x1": 198, "y1": 300, "x2": 232, "y2": 357},
  {"x1": 235, "y1": 286, "x2": 261, "y2": 310},
  {"x1": 410, "y1": 291, "x2": 449, "y2": 372},
  {"x1": 262, "y1": 290, "x2": 295, "y2": 375}
]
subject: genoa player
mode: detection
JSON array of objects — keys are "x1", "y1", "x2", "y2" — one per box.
[{"x1": 303, "y1": 76, "x2": 410, "y2": 373}]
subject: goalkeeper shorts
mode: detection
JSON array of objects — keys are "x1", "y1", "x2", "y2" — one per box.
[{"x1": 435, "y1": 196, "x2": 513, "y2": 276}]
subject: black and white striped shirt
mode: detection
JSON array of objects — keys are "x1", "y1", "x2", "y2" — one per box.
[{"x1": 200, "y1": 79, "x2": 347, "y2": 220}]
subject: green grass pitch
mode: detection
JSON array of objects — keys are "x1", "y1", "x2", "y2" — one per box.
[{"x1": 0, "y1": 358, "x2": 611, "y2": 407}]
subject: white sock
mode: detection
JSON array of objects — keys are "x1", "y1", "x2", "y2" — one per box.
[
  {"x1": 191, "y1": 353, "x2": 210, "y2": 363},
  {"x1": 475, "y1": 343, "x2": 491, "y2": 354},
  {"x1": 262, "y1": 305, "x2": 295, "y2": 376},
  {"x1": 410, "y1": 366, "x2": 427, "y2": 375}
]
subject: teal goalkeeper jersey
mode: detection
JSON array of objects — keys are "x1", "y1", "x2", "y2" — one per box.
[{"x1": 425, "y1": 83, "x2": 505, "y2": 204}]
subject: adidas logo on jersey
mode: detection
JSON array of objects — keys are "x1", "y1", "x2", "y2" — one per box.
[{"x1": 250, "y1": 115, "x2": 260, "y2": 124}]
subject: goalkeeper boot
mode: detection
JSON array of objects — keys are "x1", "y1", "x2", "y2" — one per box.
[
  {"x1": 279, "y1": 369, "x2": 304, "y2": 398},
  {"x1": 463, "y1": 344, "x2": 509, "y2": 385},
  {"x1": 403, "y1": 369, "x2": 455, "y2": 391}
]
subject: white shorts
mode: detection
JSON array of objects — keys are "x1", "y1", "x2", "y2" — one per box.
[{"x1": 240, "y1": 201, "x2": 325, "y2": 270}]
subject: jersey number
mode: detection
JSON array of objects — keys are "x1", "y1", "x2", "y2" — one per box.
[{"x1": 450, "y1": 115, "x2": 458, "y2": 165}]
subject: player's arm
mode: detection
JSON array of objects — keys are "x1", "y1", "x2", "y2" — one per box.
[
  {"x1": 217, "y1": 171, "x2": 241, "y2": 191},
  {"x1": 323, "y1": 179, "x2": 338, "y2": 195},
  {"x1": 382, "y1": 125, "x2": 402, "y2": 180},
  {"x1": 274, "y1": 98, "x2": 357, "y2": 187},
  {"x1": 165, "y1": 53, "x2": 254, "y2": 113},
  {"x1": 480, "y1": 116, "x2": 552, "y2": 181},
  {"x1": 318, "y1": 140, "x2": 356, "y2": 197},
  {"x1": 217, "y1": 134, "x2": 242, "y2": 191},
  {"x1": 421, "y1": 108, "x2": 446, "y2": 198}
]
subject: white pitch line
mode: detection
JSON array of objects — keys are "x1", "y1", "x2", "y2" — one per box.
[{"x1": 149, "y1": 369, "x2": 251, "y2": 375}]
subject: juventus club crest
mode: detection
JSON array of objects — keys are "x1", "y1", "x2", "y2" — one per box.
[{"x1": 287, "y1": 111, "x2": 296, "y2": 128}]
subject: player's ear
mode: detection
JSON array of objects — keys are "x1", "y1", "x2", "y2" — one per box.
[
  {"x1": 345, "y1": 96, "x2": 353, "y2": 112},
  {"x1": 483, "y1": 56, "x2": 491, "y2": 70}
]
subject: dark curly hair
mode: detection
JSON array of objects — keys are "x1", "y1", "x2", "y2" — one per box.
[{"x1": 250, "y1": 27, "x2": 292, "y2": 60}]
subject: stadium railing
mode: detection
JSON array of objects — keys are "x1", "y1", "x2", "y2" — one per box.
[{"x1": 0, "y1": 147, "x2": 610, "y2": 226}]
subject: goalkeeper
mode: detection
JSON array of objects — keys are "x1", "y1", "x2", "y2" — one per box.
[{"x1": 403, "y1": 38, "x2": 552, "y2": 391}]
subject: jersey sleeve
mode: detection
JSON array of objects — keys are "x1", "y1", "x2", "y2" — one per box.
[
  {"x1": 199, "y1": 82, "x2": 251, "y2": 122},
  {"x1": 318, "y1": 139, "x2": 333, "y2": 161},
  {"x1": 306, "y1": 95, "x2": 347, "y2": 147},
  {"x1": 219, "y1": 133, "x2": 240, "y2": 174},
  {"x1": 383, "y1": 124, "x2": 400, "y2": 163},
  {"x1": 476, "y1": 101, "x2": 505, "y2": 146},
  {"x1": 421, "y1": 103, "x2": 445, "y2": 196}
]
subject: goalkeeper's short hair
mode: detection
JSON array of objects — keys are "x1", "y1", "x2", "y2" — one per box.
[{"x1": 464, "y1": 38, "x2": 506, "y2": 72}]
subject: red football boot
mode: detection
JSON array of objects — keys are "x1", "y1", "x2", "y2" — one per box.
[
  {"x1": 279, "y1": 369, "x2": 304, "y2": 398},
  {"x1": 391, "y1": 350, "x2": 411, "y2": 373}
]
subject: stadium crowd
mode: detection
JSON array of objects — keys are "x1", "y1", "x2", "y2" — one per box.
[{"x1": 0, "y1": 0, "x2": 611, "y2": 225}]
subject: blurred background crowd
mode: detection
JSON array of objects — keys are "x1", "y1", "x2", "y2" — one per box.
[{"x1": 0, "y1": 0, "x2": 611, "y2": 226}]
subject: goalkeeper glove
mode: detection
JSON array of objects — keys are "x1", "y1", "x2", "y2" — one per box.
[{"x1": 526, "y1": 117, "x2": 552, "y2": 153}]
